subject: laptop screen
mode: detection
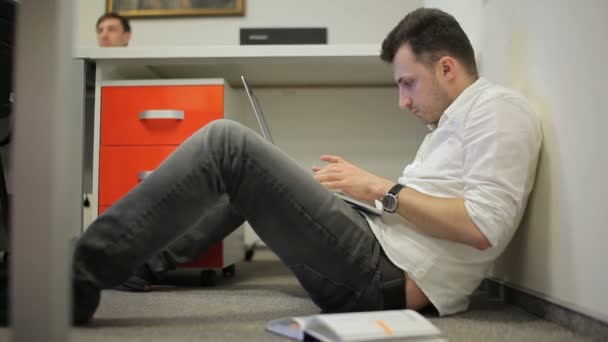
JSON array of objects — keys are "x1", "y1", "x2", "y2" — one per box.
[{"x1": 241, "y1": 75, "x2": 274, "y2": 144}]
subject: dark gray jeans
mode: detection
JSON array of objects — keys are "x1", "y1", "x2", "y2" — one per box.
[{"x1": 74, "y1": 119, "x2": 402, "y2": 312}]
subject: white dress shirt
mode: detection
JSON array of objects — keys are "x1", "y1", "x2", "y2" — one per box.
[{"x1": 363, "y1": 77, "x2": 542, "y2": 315}]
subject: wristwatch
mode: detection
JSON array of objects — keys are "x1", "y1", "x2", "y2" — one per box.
[{"x1": 381, "y1": 183, "x2": 405, "y2": 214}]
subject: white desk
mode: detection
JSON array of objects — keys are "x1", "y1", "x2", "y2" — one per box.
[{"x1": 75, "y1": 44, "x2": 395, "y2": 86}]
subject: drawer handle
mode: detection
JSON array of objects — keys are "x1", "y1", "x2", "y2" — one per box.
[
  {"x1": 139, "y1": 110, "x2": 185, "y2": 120},
  {"x1": 138, "y1": 171, "x2": 154, "y2": 181}
]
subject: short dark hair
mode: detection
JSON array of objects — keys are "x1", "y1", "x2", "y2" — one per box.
[
  {"x1": 96, "y1": 12, "x2": 131, "y2": 33},
  {"x1": 380, "y1": 8, "x2": 478, "y2": 77}
]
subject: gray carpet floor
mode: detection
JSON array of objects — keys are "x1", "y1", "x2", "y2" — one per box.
[{"x1": 0, "y1": 249, "x2": 595, "y2": 341}]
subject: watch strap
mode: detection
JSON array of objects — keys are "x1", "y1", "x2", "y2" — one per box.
[{"x1": 388, "y1": 183, "x2": 405, "y2": 196}]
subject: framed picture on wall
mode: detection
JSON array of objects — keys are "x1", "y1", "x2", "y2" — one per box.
[{"x1": 106, "y1": 0, "x2": 245, "y2": 18}]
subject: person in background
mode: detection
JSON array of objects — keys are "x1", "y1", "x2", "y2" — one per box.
[{"x1": 96, "y1": 12, "x2": 131, "y2": 47}]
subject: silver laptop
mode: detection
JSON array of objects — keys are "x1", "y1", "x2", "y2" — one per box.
[{"x1": 240, "y1": 75, "x2": 383, "y2": 215}]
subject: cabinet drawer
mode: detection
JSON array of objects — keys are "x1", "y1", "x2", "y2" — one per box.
[
  {"x1": 101, "y1": 85, "x2": 224, "y2": 146},
  {"x1": 99, "y1": 145, "x2": 177, "y2": 206}
]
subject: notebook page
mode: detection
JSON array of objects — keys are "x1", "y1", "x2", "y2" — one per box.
[{"x1": 307, "y1": 310, "x2": 440, "y2": 341}]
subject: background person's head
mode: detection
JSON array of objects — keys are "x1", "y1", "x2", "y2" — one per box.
[
  {"x1": 381, "y1": 8, "x2": 478, "y2": 125},
  {"x1": 96, "y1": 13, "x2": 131, "y2": 47}
]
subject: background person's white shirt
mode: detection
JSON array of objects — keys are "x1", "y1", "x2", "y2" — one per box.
[{"x1": 364, "y1": 77, "x2": 542, "y2": 316}]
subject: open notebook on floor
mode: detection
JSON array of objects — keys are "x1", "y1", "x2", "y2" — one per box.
[
  {"x1": 240, "y1": 75, "x2": 383, "y2": 215},
  {"x1": 266, "y1": 309, "x2": 445, "y2": 342}
]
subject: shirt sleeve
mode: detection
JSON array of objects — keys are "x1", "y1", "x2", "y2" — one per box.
[{"x1": 462, "y1": 95, "x2": 541, "y2": 248}]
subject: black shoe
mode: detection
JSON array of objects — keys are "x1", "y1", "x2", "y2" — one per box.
[
  {"x1": 0, "y1": 272, "x2": 100, "y2": 326},
  {"x1": 114, "y1": 264, "x2": 163, "y2": 293},
  {"x1": 73, "y1": 278, "x2": 101, "y2": 325}
]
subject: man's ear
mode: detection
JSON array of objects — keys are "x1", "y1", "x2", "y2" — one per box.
[
  {"x1": 437, "y1": 56, "x2": 456, "y2": 80},
  {"x1": 124, "y1": 32, "x2": 132, "y2": 46}
]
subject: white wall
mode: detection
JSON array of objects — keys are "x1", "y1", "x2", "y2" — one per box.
[
  {"x1": 429, "y1": 0, "x2": 608, "y2": 323},
  {"x1": 76, "y1": 0, "x2": 423, "y2": 48},
  {"x1": 479, "y1": 0, "x2": 608, "y2": 323},
  {"x1": 234, "y1": 87, "x2": 428, "y2": 181}
]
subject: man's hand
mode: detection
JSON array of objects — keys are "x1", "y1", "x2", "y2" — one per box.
[{"x1": 313, "y1": 155, "x2": 393, "y2": 204}]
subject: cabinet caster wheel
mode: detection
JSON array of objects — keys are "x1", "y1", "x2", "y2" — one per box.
[
  {"x1": 200, "y1": 269, "x2": 217, "y2": 286},
  {"x1": 222, "y1": 265, "x2": 236, "y2": 278}
]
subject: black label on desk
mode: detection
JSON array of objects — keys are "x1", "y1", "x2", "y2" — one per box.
[{"x1": 240, "y1": 28, "x2": 327, "y2": 45}]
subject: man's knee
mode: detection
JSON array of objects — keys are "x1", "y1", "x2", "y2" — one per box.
[
  {"x1": 193, "y1": 119, "x2": 255, "y2": 148},
  {"x1": 205, "y1": 119, "x2": 247, "y2": 136}
]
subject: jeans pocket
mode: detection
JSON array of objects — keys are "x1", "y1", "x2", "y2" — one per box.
[{"x1": 289, "y1": 264, "x2": 359, "y2": 313}]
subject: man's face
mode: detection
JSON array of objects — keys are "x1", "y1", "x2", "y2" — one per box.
[
  {"x1": 96, "y1": 18, "x2": 130, "y2": 47},
  {"x1": 392, "y1": 44, "x2": 451, "y2": 125}
]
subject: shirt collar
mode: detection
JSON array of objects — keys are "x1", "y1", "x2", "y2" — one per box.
[{"x1": 429, "y1": 77, "x2": 489, "y2": 131}]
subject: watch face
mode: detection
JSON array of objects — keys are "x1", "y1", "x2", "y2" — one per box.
[{"x1": 382, "y1": 193, "x2": 398, "y2": 212}]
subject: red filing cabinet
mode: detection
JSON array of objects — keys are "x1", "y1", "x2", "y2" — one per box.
[{"x1": 96, "y1": 79, "x2": 243, "y2": 283}]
